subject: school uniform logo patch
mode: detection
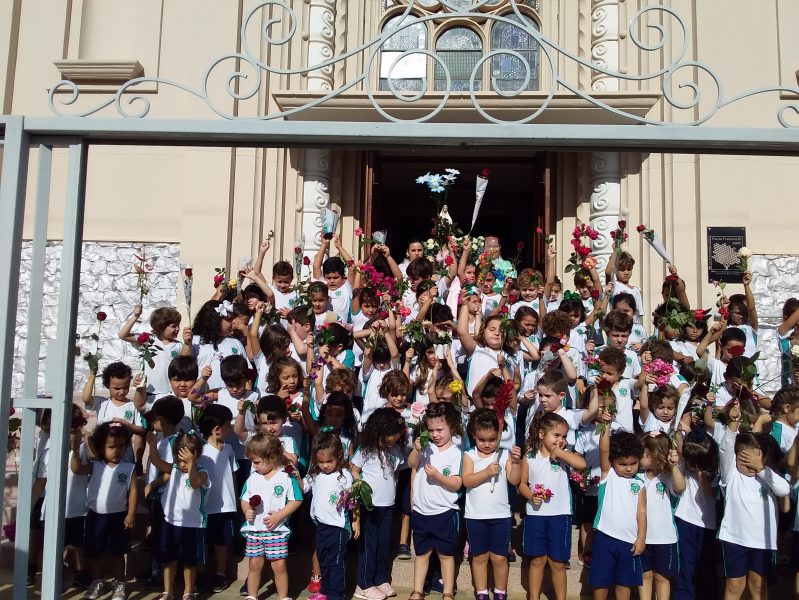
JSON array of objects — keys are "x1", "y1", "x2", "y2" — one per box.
[
  {"x1": 655, "y1": 482, "x2": 666, "y2": 497},
  {"x1": 171, "y1": 350, "x2": 178, "y2": 359},
  {"x1": 274, "y1": 485, "x2": 285, "y2": 497},
  {"x1": 442, "y1": 467, "x2": 452, "y2": 477},
  {"x1": 117, "y1": 473, "x2": 128, "y2": 485},
  {"x1": 626, "y1": 356, "x2": 632, "y2": 366},
  {"x1": 185, "y1": 478, "x2": 192, "y2": 489},
  {"x1": 630, "y1": 482, "x2": 641, "y2": 495},
  {"x1": 619, "y1": 388, "x2": 629, "y2": 397},
  {"x1": 759, "y1": 486, "x2": 768, "y2": 499},
  {"x1": 231, "y1": 348, "x2": 239, "y2": 354},
  {"x1": 550, "y1": 462, "x2": 561, "y2": 472},
  {"x1": 124, "y1": 410, "x2": 133, "y2": 420},
  {"x1": 329, "y1": 492, "x2": 339, "y2": 505}
]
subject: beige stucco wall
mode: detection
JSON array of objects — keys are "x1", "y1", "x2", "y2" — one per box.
[{"x1": 1, "y1": 0, "x2": 798, "y2": 322}]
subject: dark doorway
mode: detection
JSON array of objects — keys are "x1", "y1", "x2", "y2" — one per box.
[{"x1": 365, "y1": 151, "x2": 550, "y2": 269}]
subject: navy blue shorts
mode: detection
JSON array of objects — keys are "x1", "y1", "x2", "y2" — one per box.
[
  {"x1": 522, "y1": 514, "x2": 572, "y2": 562},
  {"x1": 721, "y1": 541, "x2": 776, "y2": 579},
  {"x1": 159, "y1": 521, "x2": 206, "y2": 566},
  {"x1": 588, "y1": 530, "x2": 643, "y2": 588},
  {"x1": 792, "y1": 532, "x2": 799, "y2": 570},
  {"x1": 575, "y1": 494, "x2": 598, "y2": 526},
  {"x1": 641, "y1": 543, "x2": 677, "y2": 577},
  {"x1": 412, "y1": 509, "x2": 459, "y2": 556},
  {"x1": 64, "y1": 516, "x2": 86, "y2": 548},
  {"x1": 466, "y1": 518, "x2": 511, "y2": 556},
  {"x1": 29, "y1": 498, "x2": 44, "y2": 530},
  {"x1": 84, "y1": 510, "x2": 130, "y2": 558},
  {"x1": 206, "y1": 512, "x2": 236, "y2": 547}
]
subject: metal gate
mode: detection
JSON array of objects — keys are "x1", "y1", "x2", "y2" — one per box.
[{"x1": 1, "y1": 1, "x2": 798, "y2": 598}]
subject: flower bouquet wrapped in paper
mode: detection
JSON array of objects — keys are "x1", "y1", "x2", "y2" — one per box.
[
  {"x1": 320, "y1": 207, "x2": 340, "y2": 240},
  {"x1": 637, "y1": 224, "x2": 672, "y2": 264}
]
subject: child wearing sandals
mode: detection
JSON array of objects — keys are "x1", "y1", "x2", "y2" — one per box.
[
  {"x1": 240, "y1": 432, "x2": 303, "y2": 600},
  {"x1": 462, "y1": 408, "x2": 522, "y2": 600},
  {"x1": 407, "y1": 402, "x2": 465, "y2": 600}
]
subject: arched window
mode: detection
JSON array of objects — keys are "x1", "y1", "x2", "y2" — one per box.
[
  {"x1": 491, "y1": 13, "x2": 540, "y2": 92},
  {"x1": 434, "y1": 27, "x2": 483, "y2": 91},
  {"x1": 379, "y1": 14, "x2": 428, "y2": 92}
]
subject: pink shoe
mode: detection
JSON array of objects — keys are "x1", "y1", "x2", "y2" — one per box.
[{"x1": 309, "y1": 594, "x2": 328, "y2": 600}]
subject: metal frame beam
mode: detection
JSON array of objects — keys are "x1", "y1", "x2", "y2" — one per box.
[{"x1": 20, "y1": 117, "x2": 799, "y2": 155}]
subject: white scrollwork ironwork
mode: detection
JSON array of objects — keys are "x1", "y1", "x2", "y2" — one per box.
[{"x1": 48, "y1": 0, "x2": 799, "y2": 126}]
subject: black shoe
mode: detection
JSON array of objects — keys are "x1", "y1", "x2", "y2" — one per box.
[
  {"x1": 240, "y1": 581, "x2": 249, "y2": 597},
  {"x1": 73, "y1": 571, "x2": 92, "y2": 589},
  {"x1": 210, "y1": 573, "x2": 227, "y2": 593}
]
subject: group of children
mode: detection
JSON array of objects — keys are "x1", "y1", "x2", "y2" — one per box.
[{"x1": 26, "y1": 230, "x2": 799, "y2": 600}]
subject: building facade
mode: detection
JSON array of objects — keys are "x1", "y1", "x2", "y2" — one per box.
[{"x1": 1, "y1": 0, "x2": 799, "y2": 390}]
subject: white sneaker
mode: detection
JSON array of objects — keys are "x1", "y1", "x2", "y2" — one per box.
[
  {"x1": 110, "y1": 581, "x2": 127, "y2": 600},
  {"x1": 83, "y1": 580, "x2": 104, "y2": 600},
  {"x1": 354, "y1": 585, "x2": 387, "y2": 600},
  {"x1": 377, "y1": 583, "x2": 397, "y2": 597}
]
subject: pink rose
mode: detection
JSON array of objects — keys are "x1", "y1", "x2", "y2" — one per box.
[{"x1": 354, "y1": 228, "x2": 364, "y2": 237}]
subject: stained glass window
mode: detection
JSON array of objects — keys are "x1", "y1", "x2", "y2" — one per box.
[
  {"x1": 491, "y1": 13, "x2": 540, "y2": 92},
  {"x1": 434, "y1": 27, "x2": 483, "y2": 91},
  {"x1": 379, "y1": 14, "x2": 428, "y2": 92}
]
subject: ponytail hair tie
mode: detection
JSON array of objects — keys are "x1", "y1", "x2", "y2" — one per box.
[
  {"x1": 321, "y1": 425, "x2": 335, "y2": 434},
  {"x1": 214, "y1": 300, "x2": 234, "y2": 317},
  {"x1": 563, "y1": 290, "x2": 580, "y2": 301}
]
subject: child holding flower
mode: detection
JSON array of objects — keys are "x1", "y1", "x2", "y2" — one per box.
[
  {"x1": 519, "y1": 411, "x2": 586, "y2": 600},
  {"x1": 605, "y1": 250, "x2": 645, "y2": 321},
  {"x1": 313, "y1": 234, "x2": 356, "y2": 325}
]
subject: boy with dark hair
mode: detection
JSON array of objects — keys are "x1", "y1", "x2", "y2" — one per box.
[
  {"x1": 250, "y1": 239, "x2": 299, "y2": 325},
  {"x1": 165, "y1": 355, "x2": 211, "y2": 433},
  {"x1": 198, "y1": 404, "x2": 238, "y2": 592},
  {"x1": 313, "y1": 233, "x2": 356, "y2": 324}
]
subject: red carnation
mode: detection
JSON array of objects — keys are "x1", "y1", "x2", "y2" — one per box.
[
  {"x1": 96, "y1": 311, "x2": 107, "y2": 322},
  {"x1": 481, "y1": 168, "x2": 490, "y2": 178},
  {"x1": 576, "y1": 246, "x2": 591, "y2": 258},
  {"x1": 694, "y1": 309, "x2": 706, "y2": 321},
  {"x1": 590, "y1": 289, "x2": 600, "y2": 300},
  {"x1": 618, "y1": 220, "x2": 626, "y2": 229},
  {"x1": 303, "y1": 256, "x2": 311, "y2": 266},
  {"x1": 136, "y1": 332, "x2": 151, "y2": 345},
  {"x1": 184, "y1": 267, "x2": 193, "y2": 278},
  {"x1": 719, "y1": 307, "x2": 730, "y2": 320},
  {"x1": 249, "y1": 495, "x2": 262, "y2": 509},
  {"x1": 570, "y1": 238, "x2": 580, "y2": 248},
  {"x1": 213, "y1": 274, "x2": 224, "y2": 287},
  {"x1": 636, "y1": 224, "x2": 646, "y2": 233},
  {"x1": 444, "y1": 255, "x2": 454, "y2": 266},
  {"x1": 727, "y1": 345, "x2": 745, "y2": 357}
]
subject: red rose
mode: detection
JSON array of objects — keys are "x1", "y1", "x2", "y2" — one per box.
[
  {"x1": 596, "y1": 378, "x2": 613, "y2": 391},
  {"x1": 517, "y1": 242, "x2": 524, "y2": 250},
  {"x1": 665, "y1": 274, "x2": 678, "y2": 283},
  {"x1": 184, "y1": 268, "x2": 193, "y2": 278},
  {"x1": 482, "y1": 168, "x2": 490, "y2": 178},
  {"x1": 570, "y1": 238, "x2": 580, "y2": 248},
  {"x1": 294, "y1": 245, "x2": 302, "y2": 255},
  {"x1": 576, "y1": 246, "x2": 591, "y2": 258},
  {"x1": 727, "y1": 345, "x2": 745, "y2": 357},
  {"x1": 379, "y1": 310, "x2": 389, "y2": 320},
  {"x1": 96, "y1": 311, "x2": 107, "y2": 322},
  {"x1": 347, "y1": 259, "x2": 354, "y2": 268},
  {"x1": 249, "y1": 495, "x2": 262, "y2": 509},
  {"x1": 618, "y1": 220, "x2": 626, "y2": 229},
  {"x1": 549, "y1": 342, "x2": 562, "y2": 353},
  {"x1": 303, "y1": 256, "x2": 311, "y2": 266},
  {"x1": 284, "y1": 464, "x2": 296, "y2": 476},
  {"x1": 500, "y1": 305, "x2": 509, "y2": 315},
  {"x1": 694, "y1": 309, "x2": 706, "y2": 320},
  {"x1": 444, "y1": 256, "x2": 454, "y2": 266},
  {"x1": 636, "y1": 224, "x2": 646, "y2": 233},
  {"x1": 213, "y1": 274, "x2": 224, "y2": 287},
  {"x1": 590, "y1": 289, "x2": 600, "y2": 300},
  {"x1": 136, "y1": 332, "x2": 151, "y2": 345},
  {"x1": 536, "y1": 227, "x2": 543, "y2": 235},
  {"x1": 719, "y1": 307, "x2": 730, "y2": 320},
  {"x1": 610, "y1": 231, "x2": 616, "y2": 239}
]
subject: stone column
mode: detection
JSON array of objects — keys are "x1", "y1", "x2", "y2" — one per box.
[
  {"x1": 301, "y1": 0, "x2": 336, "y2": 253},
  {"x1": 589, "y1": 0, "x2": 621, "y2": 271}
]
